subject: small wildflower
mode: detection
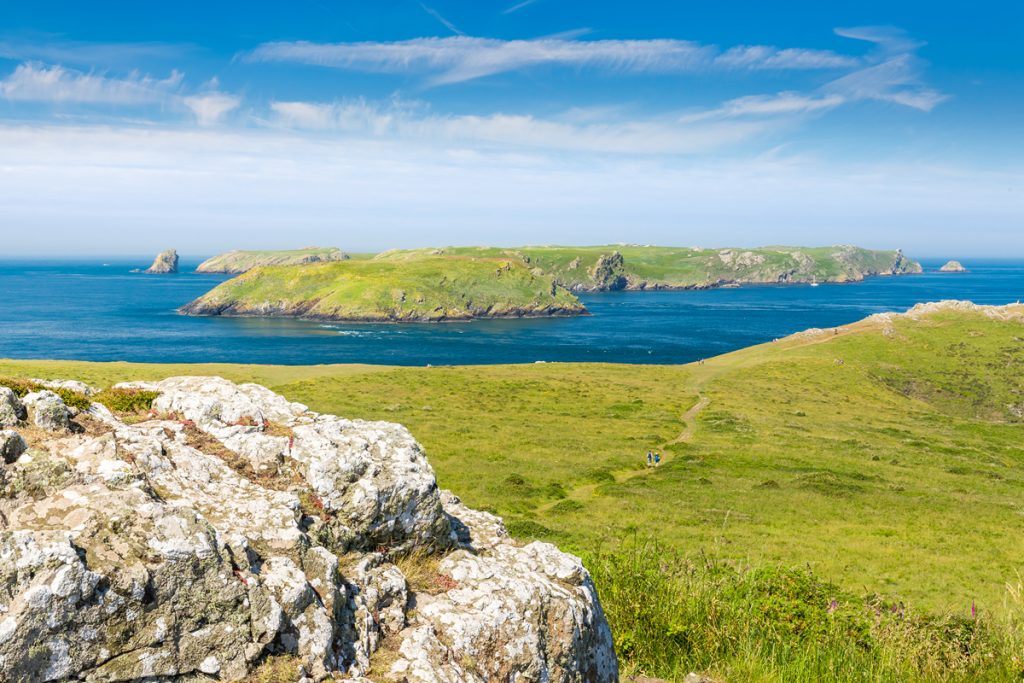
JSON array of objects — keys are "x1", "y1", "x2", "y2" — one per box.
[{"x1": 828, "y1": 598, "x2": 838, "y2": 613}]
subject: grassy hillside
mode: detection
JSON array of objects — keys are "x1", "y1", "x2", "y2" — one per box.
[
  {"x1": 182, "y1": 255, "x2": 586, "y2": 321},
  {"x1": 377, "y1": 244, "x2": 922, "y2": 290},
  {"x1": 194, "y1": 247, "x2": 349, "y2": 273},
  {"x1": 4, "y1": 301, "x2": 1023, "y2": 680}
]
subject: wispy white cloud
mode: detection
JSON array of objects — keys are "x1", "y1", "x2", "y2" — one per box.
[
  {"x1": 0, "y1": 62, "x2": 246, "y2": 125},
  {"x1": 0, "y1": 62, "x2": 182, "y2": 104},
  {"x1": 0, "y1": 25, "x2": 946, "y2": 155},
  {"x1": 823, "y1": 25, "x2": 946, "y2": 111},
  {"x1": 683, "y1": 26, "x2": 948, "y2": 120},
  {"x1": 184, "y1": 92, "x2": 241, "y2": 125},
  {"x1": 683, "y1": 92, "x2": 846, "y2": 122},
  {"x1": 502, "y1": 0, "x2": 542, "y2": 15},
  {"x1": 834, "y1": 26, "x2": 925, "y2": 54},
  {"x1": 245, "y1": 36, "x2": 857, "y2": 86},
  {"x1": 419, "y1": 3, "x2": 464, "y2": 36},
  {"x1": 825, "y1": 54, "x2": 947, "y2": 111}
]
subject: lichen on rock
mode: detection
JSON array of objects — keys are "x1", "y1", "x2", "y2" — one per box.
[
  {"x1": 0, "y1": 429, "x2": 26, "y2": 463},
  {"x1": 0, "y1": 388, "x2": 26, "y2": 427},
  {"x1": 21, "y1": 390, "x2": 72, "y2": 432},
  {"x1": 0, "y1": 376, "x2": 618, "y2": 682}
]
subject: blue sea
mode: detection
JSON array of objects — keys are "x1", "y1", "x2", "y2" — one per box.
[{"x1": 1, "y1": 258, "x2": 1022, "y2": 366}]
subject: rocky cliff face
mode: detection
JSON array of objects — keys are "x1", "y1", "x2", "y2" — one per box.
[
  {"x1": 143, "y1": 249, "x2": 179, "y2": 274},
  {"x1": 0, "y1": 377, "x2": 617, "y2": 682}
]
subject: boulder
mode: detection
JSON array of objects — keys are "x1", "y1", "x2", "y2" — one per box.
[
  {"x1": 939, "y1": 260, "x2": 968, "y2": 273},
  {"x1": 21, "y1": 390, "x2": 71, "y2": 431},
  {"x1": 0, "y1": 387, "x2": 26, "y2": 427},
  {"x1": 31, "y1": 378, "x2": 96, "y2": 396},
  {"x1": 0, "y1": 429, "x2": 27, "y2": 462},
  {"x1": 387, "y1": 521, "x2": 617, "y2": 682},
  {"x1": 0, "y1": 376, "x2": 618, "y2": 682},
  {"x1": 144, "y1": 248, "x2": 179, "y2": 274}
]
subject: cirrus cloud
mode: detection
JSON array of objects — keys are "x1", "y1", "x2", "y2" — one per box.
[
  {"x1": 0, "y1": 62, "x2": 182, "y2": 104},
  {"x1": 244, "y1": 35, "x2": 858, "y2": 86}
]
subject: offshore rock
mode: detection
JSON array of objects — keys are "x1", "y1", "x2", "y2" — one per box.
[
  {"x1": 143, "y1": 249, "x2": 179, "y2": 274},
  {"x1": 0, "y1": 376, "x2": 617, "y2": 682},
  {"x1": 939, "y1": 260, "x2": 968, "y2": 273}
]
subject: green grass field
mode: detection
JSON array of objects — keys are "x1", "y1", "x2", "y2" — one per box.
[{"x1": 4, "y1": 303, "x2": 1023, "y2": 680}]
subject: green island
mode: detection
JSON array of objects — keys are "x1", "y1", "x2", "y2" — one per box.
[
  {"x1": 376, "y1": 244, "x2": 922, "y2": 291},
  {"x1": 194, "y1": 247, "x2": 350, "y2": 273},
  {"x1": 182, "y1": 255, "x2": 586, "y2": 321},
  {"x1": 183, "y1": 244, "x2": 921, "y2": 323},
  {"x1": 6, "y1": 300, "x2": 1024, "y2": 681}
]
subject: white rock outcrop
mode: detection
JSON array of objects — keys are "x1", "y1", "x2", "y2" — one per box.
[
  {"x1": 31, "y1": 379, "x2": 97, "y2": 396},
  {"x1": 0, "y1": 376, "x2": 618, "y2": 682},
  {"x1": 0, "y1": 388, "x2": 25, "y2": 427},
  {"x1": 21, "y1": 390, "x2": 71, "y2": 431}
]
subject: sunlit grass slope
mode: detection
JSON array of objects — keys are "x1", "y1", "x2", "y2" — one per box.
[
  {"x1": 194, "y1": 247, "x2": 349, "y2": 273},
  {"x1": 182, "y1": 255, "x2": 586, "y2": 321},
  {"x1": 376, "y1": 244, "x2": 921, "y2": 290}
]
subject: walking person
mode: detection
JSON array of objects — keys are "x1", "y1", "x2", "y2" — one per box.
[
  {"x1": 647, "y1": 450, "x2": 653, "y2": 467},
  {"x1": 654, "y1": 452, "x2": 661, "y2": 466}
]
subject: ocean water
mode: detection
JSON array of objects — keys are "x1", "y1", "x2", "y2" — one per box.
[{"x1": 1, "y1": 258, "x2": 1022, "y2": 366}]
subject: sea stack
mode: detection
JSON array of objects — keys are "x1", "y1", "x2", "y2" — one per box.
[
  {"x1": 939, "y1": 260, "x2": 968, "y2": 273},
  {"x1": 144, "y1": 248, "x2": 179, "y2": 274}
]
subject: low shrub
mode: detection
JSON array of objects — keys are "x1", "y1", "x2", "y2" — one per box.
[
  {"x1": 551, "y1": 499, "x2": 584, "y2": 514},
  {"x1": 93, "y1": 387, "x2": 160, "y2": 414},
  {"x1": 505, "y1": 518, "x2": 556, "y2": 541},
  {"x1": 53, "y1": 388, "x2": 92, "y2": 412},
  {"x1": 0, "y1": 377, "x2": 43, "y2": 397},
  {"x1": 0, "y1": 377, "x2": 91, "y2": 412}
]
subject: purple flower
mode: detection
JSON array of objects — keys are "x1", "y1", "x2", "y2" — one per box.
[
  {"x1": 971, "y1": 601, "x2": 977, "y2": 619},
  {"x1": 828, "y1": 598, "x2": 838, "y2": 613}
]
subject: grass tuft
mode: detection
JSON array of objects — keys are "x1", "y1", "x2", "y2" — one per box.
[{"x1": 586, "y1": 537, "x2": 1023, "y2": 682}]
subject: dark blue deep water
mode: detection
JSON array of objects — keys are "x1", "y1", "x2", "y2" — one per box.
[{"x1": 1, "y1": 258, "x2": 1022, "y2": 366}]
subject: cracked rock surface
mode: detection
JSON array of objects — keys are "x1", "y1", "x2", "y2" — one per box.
[{"x1": 0, "y1": 376, "x2": 617, "y2": 682}]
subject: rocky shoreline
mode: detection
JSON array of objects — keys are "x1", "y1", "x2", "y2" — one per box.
[{"x1": 180, "y1": 300, "x2": 589, "y2": 322}]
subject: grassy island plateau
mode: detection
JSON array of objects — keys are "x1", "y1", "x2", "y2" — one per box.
[{"x1": 183, "y1": 255, "x2": 586, "y2": 322}]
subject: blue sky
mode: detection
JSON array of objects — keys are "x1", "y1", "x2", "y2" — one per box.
[{"x1": 0, "y1": 1, "x2": 1020, "y2": 256}]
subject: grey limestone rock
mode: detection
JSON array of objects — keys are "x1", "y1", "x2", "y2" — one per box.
[
  {"x1": 0, "y1": 388, "x2": 25, "y2": 427},
  {"x1": 0, "y1": 376, "x2": 618, "y2": 682},
  {"x1": 22, "y1": 390, "x2": 71, "y2": 431}
]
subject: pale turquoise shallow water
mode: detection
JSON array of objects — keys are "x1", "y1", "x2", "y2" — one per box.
[{"x1": 1, "y1": 258, "x2": 1021, "y2": 366}]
